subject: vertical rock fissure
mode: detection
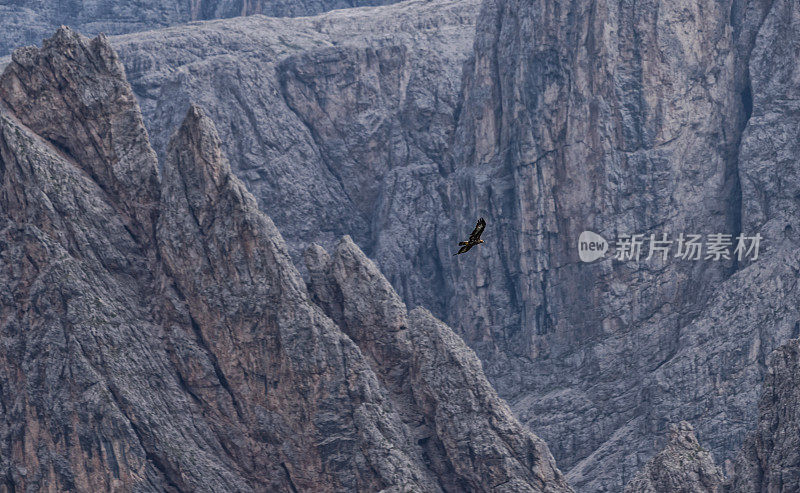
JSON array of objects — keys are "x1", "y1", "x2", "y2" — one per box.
[
  {"x1": 280, "y1": 462, "x2": 299, "y2": 493},
  {"x1": 729, "y1": 0, "x2": 775, "y2": 274}
]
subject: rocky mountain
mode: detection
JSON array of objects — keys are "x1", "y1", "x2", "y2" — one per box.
[
  {"x1": 2, "y1": 0, "x2": 799, "y2": 490},
  {"x1": 109, "y1": 0, "x2": 481, "y2": 316},
  {"x1": 0, "y1": 27, "x2": 571, "y2": 492},
  {"x1": 624, "y1": 422, "x2": 723, "y2": 493},
  {"x1": 642, "y1": 339, "x2": 800, "y2": 492},
  {"x1": 304, "y1": 236, "x2": 569, "y2": 492},
  {"x1": 0, "y1": 0, "x2": 397, "y2": 57},
  {"x1": 442, "y1": 0, "x2": 800, "y2": 489},
  {"x1": 92, "y1": 0, "x2": 800, "y2": 490},
  {"x1": 726, "y1": 338, "x2": 800, "y2": 492}
]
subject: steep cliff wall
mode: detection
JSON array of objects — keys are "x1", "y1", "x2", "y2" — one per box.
[
  {"x1": 2, "y1": 0, "x2": 799, "y2": 490},
  {"x1": 440, "y1": 0, "x2": 800, "y2": 489},
  {"x1": 0, "y1": 27, "x2": 570, "y2": 492},
  {"x1": 0, "y1": 0, "x2": 397, "y2": 57},
  {"x1": 726, "y1": 339, "x2": 800, "y2": 492}
]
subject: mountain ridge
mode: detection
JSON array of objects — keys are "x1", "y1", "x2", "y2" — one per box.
[
  {"x1": 0, "y1": 26, "x2": 570, "y2": 492},
  {"x1": 2, "y1": 0, "x2": 800, "y2": 490}
]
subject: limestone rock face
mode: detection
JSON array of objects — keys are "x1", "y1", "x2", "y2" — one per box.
[
  {"x1": 0, "y1": 27, "x2": 571, "y2": 493},
  {"x1": 726, "y1": 339, "x2": 800, "y2": 493},
  {"x1": 100, "y1": 0, "x2": 800, "y2": 490},
  {"x1": 305, "y1": 237, "x2": 571, "y2": 492},
  {"x1": 0, "y1": 0, "x2": 397, "y2": 57},
  {"x1": 111, "y1": 0, "x2": 480, "y2": 315},
  {"x1": 0, "y1": 27, "x2": 161, "y2": 243},
  {"x1": 441, "y1": 0, "x2": 800, "y2": 490},
  {"x1": 624, "y1": 422, "x2": 723, "y2": 493},
  {"x1": 3, "y1": 0, "x2": 800, "y2": 490}
]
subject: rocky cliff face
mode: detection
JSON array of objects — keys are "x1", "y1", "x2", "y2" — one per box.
[
  {"x1": 624, "y1": 422, "x2": 723, "y2": 493},
  {"x1": 0, "y1": 0, "x2": 397, "y2": 57},
  {"x1": 89, "y1": 0, "x2": 800, "y2": 490},
  {"x1": 304, "y1": 236, "x2": 569, "y2": 492},
  {"x1": 111, "y1": 0, "x2": 480, "y2": 316},
  {"x1": 726, "y1": 339, "x2": 800, "y2": 492},
  {"x1": 3, "y1": 0, "x2": 800, "y2": 491},
  {"x1": 443, "y1": 0, "x2": 800, "y2": 489},
  {"x1": 0, "y1": 27, "x2": 571, "y2": 492}
]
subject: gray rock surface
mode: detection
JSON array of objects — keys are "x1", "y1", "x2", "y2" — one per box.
[
  {"x1": 0, "y1": 27, "x2": 571, "y2": 492},
  {"x1": 624, "y1": 421, "x2": 723, "y2": 493},
  {"x1": 83, "y1": 1, "x2": 800, "y2": 491},
  {"x1": 0, "y1": 27, "x2": 161, "y2": 243},
  {"x1": 446, "y1": 0, "x2": 800, "y2": 489},
  {"x1": 94, "y1": 0, "x2": 800, "y2": 490},
  {"x1": 2, "y1": 0, "x2": 800, "y2": 490},
  {"x1": 305, "y1": 236, "x2": 571, "y2": 492},
  {"x1": 0, "y1": 0, "x2": 397, "y2": 57},
  {"x1": 726, "y1": 339, "x2": 800, "y2": 492},
  {"x1": 111, "y1": 0, "x2": 480, "y2": 315}
]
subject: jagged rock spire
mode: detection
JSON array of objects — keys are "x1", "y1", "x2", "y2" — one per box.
[
  {"x1": 0, "y1": 26, "x2": 160, "y2": 241},
  {"x1": 625, "y1": 422, "x2": 723, "y2": 493},
  {"x1": 306, "y1": 236, "x2": 572, "y2": 492}
]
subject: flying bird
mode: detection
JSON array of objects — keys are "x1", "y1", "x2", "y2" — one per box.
[{"x1": 454, "y1": 217, "x2": 486, "y2": 256}]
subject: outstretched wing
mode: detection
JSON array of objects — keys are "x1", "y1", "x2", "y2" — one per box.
[
  {"x1": 468, "y1": 217, "x2": 486, "y2": 242},
  {"x1": 453, "y1": 243, "x2": 474, "y2": 255}
]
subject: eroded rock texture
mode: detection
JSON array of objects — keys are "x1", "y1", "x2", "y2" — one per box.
[
  {"x1": 304, "y1": 237, "x2": 570, "y2": 492},
  {"x1": 0, "y1": 27, "x2": 570, "y2": 492},
  {"x1": 726, "y1": 339, "x2": 800, "y2": 493},
  {"x1": 443, "y1": 0, "x2": 800, "y2": 489},
  {"x1": 0, "y1": 0, "x2": 397, "y2": 57},
  {"x1": 111, "y1": 0, "x2": 480, "y2": 316},
  {"x1": 624, "y1": 422, "x2": 723, "y2": 493},
  {"x1": 2, "y1": 0, "x2": 800, "y2": 490},
  {"x1": 107, "y1": 0, "x2": 800, "y2": 489},
  {"x1": 94, "y1": 0, "x2": 800, "y2": 490}
]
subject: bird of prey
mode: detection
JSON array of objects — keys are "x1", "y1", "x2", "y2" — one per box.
[{"x1": 454, "y1": 217, "x2": 486, "y2": 256}]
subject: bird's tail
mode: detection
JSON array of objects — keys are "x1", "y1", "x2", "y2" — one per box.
[{"x1": 453, "y1": 252, "x2": 459, "y2": 256}]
